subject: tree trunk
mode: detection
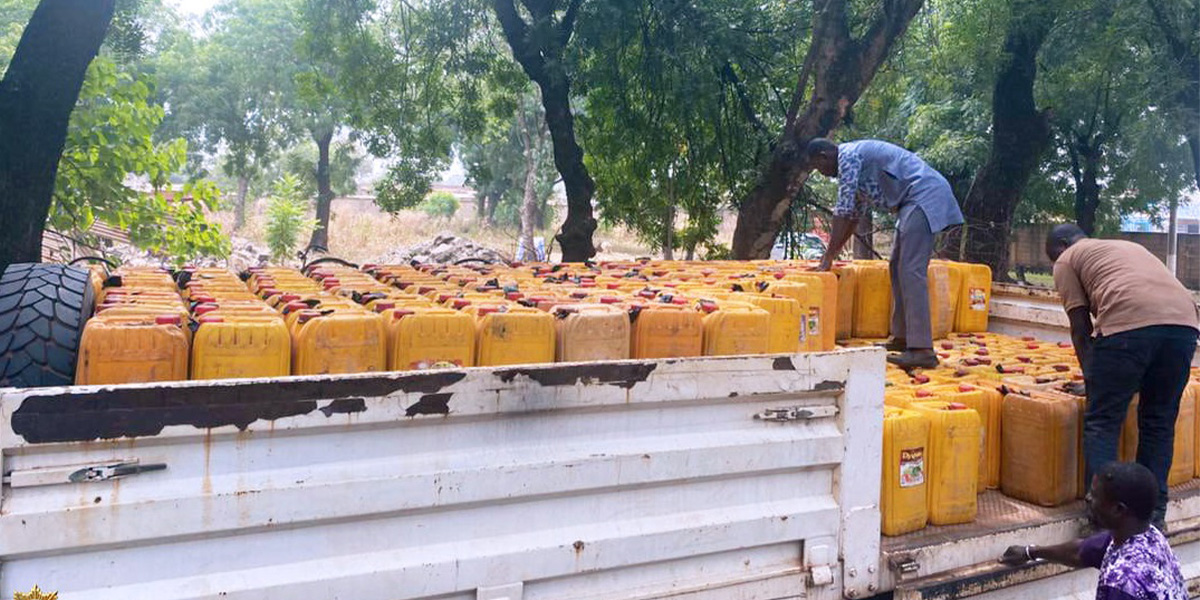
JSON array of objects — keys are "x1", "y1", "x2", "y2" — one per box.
[
  {"x1": 662, "y1": 200, "x2": 675, "y2": 261},
  {"x1": 1070, "y1": 141, "x2": 1102, "y2": 236},
  {"x1": 492, "y1": 0, "x2": 597, "y2": 262},
  {"x1": 945, "y1": 1, "x2": 1055, "y2": 278},
  {"x1": 730, "y1": 0, "x2": 926, "y2": 259},
  {"x1": 486, "y1": 190, "x2": 501, "y2": 224},
  {"x1": 308, "y1": 128, "x2": 335, "y2": 252},
  {"x1": 517, "y1": 111, "x2": 538, "y2": 261},
  {"x1": 234, "y1": 175, "x2": 250, "y2": 231},
  {"x1": 0, "y1": 0, "x2": 116, "y2": 269},
  {"x1": 1168, "y1": 198, "x2": 1180, "y2": 275},
  {"x1": 853, "y1": 211, "x2": 874, "y2": 259}
]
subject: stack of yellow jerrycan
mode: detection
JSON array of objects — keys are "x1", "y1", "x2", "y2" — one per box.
[
  {"x1": 71, "y1": 257, "x2": 1002, "y2": 386},
  {"x1": 382, "y1": 305, "x2": 476, "y2": 370},
  {"x1": 832, "y1": 264, "x2": 858, "y2": 340},
  {"x1": 909, "y1": 401, "x2": 981, "y2": 525},
  {"x1": 76, "y1": 267, "x2": 189, "y2": 385},
  {"x1": 251, "y1": 265, "x2": 387, "y2": 375},
  {"x1": 851, "y1": 261, "x2": 892, "y2": 338},
  {"x1": 1118, "y1": 387, "x2": 1198, "y2": 487},
  {"x1": 697, "y1": 299, "x2": 771, "y2": 356},
  {"x1": 744, "y1": 294, "x2": 805, "y2": 354},
  {"x1": 552, "y1": 304, "x2": 630, "y2": 362},
  {"x1": 927, "y1": 262, "x2": 955, "y2": 340},
  {"x1": 182, "y1": 267, "x2": 290, "y2": 380},
  {"x1": 881, "y1": 407, "x2": 931, "y2": 535},
  {"x1": 629, "y1": 303, "x2": 703, "y2": 359},
  {"x1": 463, "y1": 303, "x2": 555, "y2": 367},
  {"x1": 1001, "y1": 388, "x2": 1080, "y2": 507}
]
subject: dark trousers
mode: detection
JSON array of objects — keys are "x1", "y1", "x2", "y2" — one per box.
[
  {"x1": 1083, "y1": 325, "x2": 1198, "y2": 521},
  {"x1": 889, "y1": 205, "x2": 934, "y2": 349}
]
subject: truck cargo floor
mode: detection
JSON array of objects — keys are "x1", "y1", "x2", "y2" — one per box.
[{"x1": 883, "y1": 480, "x2": 1200, "y2": 553}]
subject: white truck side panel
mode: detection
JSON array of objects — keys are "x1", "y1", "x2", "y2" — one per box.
[{"x1": 0, "y1": 350, "x2": 885, "y2": 600}]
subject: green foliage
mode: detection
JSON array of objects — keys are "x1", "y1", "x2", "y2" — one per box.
[
  {"x1": 50, "y1": 57, "x2": 229, "y2": 264},
  {"x1": 460, "y1": 86, "x2": 558, "y2": 231},
  {"x1": 373, "y1": 156, "x2": 442, "y2": 213},
  {"x1": 264, "y1": 174, "x2": 318, "y2": 262},
  {"x1": 301, "y1": 0, "x2": 469, "y2": 214},
  {"x1": 419, "y1": 191, "x2": 461, "y2": 220},
  {"x1": 265, "y1": 139, "x2": 365, "y2": 199},
  {"x1": 573, "y1": 0, "x2": 790, "y2": 254},
  {"x1": 154, "y1": 0, "x2": 305, "y2": 187}
]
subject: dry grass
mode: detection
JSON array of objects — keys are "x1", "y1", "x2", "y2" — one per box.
[{"x1": 209, "y1": 198, "x2": 663, "y2": 263}]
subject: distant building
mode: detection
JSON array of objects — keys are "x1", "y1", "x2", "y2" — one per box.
[{"x1": 1121, "y1": 191, "x2": 1200, "y2": 234}]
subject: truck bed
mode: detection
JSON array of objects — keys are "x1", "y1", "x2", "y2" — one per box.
[{"x1": 878, "y1": 282, "x2": 1200, "y2": 599}]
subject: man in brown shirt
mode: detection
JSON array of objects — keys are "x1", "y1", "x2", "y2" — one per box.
[{"x1": 1047, "y1": 224, "x2": 1199, "y2": 529}]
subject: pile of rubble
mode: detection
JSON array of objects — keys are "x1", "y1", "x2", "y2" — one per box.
[
  {"x1": 375, "y1": 233, "x2": 509, "y2": 265},
  {"x1": 75, "y1": 236, "x2": 272, "y2": 271}
]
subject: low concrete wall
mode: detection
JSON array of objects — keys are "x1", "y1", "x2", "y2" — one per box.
[{"x1": 1011, "y1": 226, "x2": 1200, "y2": 289}]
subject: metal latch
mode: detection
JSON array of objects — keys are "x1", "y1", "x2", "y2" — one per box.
[
  {"x1": 889, "y1": 556, "x2": 920, "y2": 576},
  {"x1": 755, "y1": 405, "x2": 838, "y2": 422},
  {"x1": 3, "y1": 460, "x2": 167, "y2": 488}
]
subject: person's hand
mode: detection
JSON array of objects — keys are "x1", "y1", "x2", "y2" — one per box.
[
  {"x1": 1063, "y1": 382, "x2": 1086, "y2": 396},
  {"x1": 1000, "y1": 545, "x2": 1032, "y2": 566},
  {"x1": 814, "y1": 256, "x2": 833, "y2": 272}
]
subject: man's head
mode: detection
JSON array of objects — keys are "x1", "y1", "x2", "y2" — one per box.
[
  {"x1": 1045, "y1": 223, "x2": 1088, "y2": 262},
  {"x1": 1087, "y1": 462, "x2": 1158, "y2": 530},
  {"x1": 805, "y1": 138, "x2": 839, "y2": 177}
]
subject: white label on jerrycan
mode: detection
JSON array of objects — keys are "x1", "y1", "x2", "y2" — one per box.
[
  {"x1": 900, "y1": 447, "x2": 926, "y2": 488},
  {"x1": 969, "y1": 288, "x2": 987, "y2": 311}
]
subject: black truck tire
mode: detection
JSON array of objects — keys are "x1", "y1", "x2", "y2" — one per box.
[{"x1": 0, "y1": 263, "x2": 94, "y2": 388}]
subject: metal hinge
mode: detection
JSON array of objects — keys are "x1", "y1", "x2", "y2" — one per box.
[
  {"x1": 3, "y1": 460, "x2": 167, "y2": 488},
  {"x1": 755, "y1": 405, "x2": 839, "y2": 422}
]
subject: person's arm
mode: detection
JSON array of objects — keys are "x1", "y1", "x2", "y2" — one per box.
[
  {"x1": 1000, "y1": 540, "x2": 1086, "y2": 568},
  {"x1": 818, "y1": 215, "x2": 858, "y2": 271},
  {"x1": 817, "y1": 148, "x2": 863, "y2": 271},
  {"x1": 1001, "y1": 532, "x2": 1109, "y2": 569},
  {"x1": 1052, "y1": 261, "x2": 1093, "y2": 379},
  {"x1": 1067, "y1": 306, "x2": 1094, "y2": 379}
]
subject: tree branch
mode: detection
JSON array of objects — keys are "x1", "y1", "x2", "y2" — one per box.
[
  {"x1": 784, "y1": 42, "x2": 817, "y2": 132},
  {"x1": 492, "y1": 0, "x2": 546, "y2": 81},
  {"x1": 721, "y1": 62, "x2": 768, "y2": 136},
  {"x1": 559, "y1": 0, "x2": 583, "y2": 47},
  {"x1": 857, "y1": 0, "x2": 926, "y2": 85},
  {"x1": 1145, "y1": 0, "x2": 1189, "y2": 63}
]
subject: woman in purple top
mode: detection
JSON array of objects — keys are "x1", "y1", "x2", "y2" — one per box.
[{"x1": 1001, "y1": 462, "x2": 1186, "y2": 600}]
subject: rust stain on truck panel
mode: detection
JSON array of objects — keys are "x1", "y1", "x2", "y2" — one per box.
[
  {"x1": 495, "y1": 362, "x2": 657, "y2": 389},
  {"x1": 11, "y1": 371, "x2": 467, "y2": 443}
]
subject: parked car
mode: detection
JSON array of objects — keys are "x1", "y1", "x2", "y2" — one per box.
[{"x1": 770, "y1": 232, "x2": 826, "y2": 260}]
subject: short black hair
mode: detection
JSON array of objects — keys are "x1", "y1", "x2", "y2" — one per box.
[
  {"x1": 1047, "y1": 223, "x2": 1087, "y2": 247},
  {"x1": 805, "y1": 138, "x2": 838, "y2": 160},
  {"x1": 1098, "y1": 462, "x2": 1158, "y2": 522}
]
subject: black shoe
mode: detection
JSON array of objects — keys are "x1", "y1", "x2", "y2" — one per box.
[
  {"x1": 887, "y1": 350, "x2": 940, "y2": 370},
  {"x1": 876, "y1": 337, "x2": 908, "y2": 352}
]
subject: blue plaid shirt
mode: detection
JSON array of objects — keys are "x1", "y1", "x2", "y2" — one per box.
[
  {"x1": 833, "y1": 144, "x2": 883, "y2": 219},
  {"x1": 827, "y1": 139, "x2": 964, "y2": 233}
]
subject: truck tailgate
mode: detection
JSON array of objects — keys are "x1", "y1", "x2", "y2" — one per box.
[{"x1": 1, "y1": 350, "x2": 884, "y2": 600}]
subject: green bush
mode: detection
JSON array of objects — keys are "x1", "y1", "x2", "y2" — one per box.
[
  {"x1": 264, "y1": 174, "x2": 318, "y2": 262},
  {"x1": 419, "y1": 191, "x2": 460, "y2": 220}
]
